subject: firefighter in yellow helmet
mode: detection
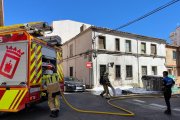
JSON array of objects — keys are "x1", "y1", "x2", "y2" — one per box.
[{"x1": 43, "y1": 62, "x2": 60, "y2": 118}]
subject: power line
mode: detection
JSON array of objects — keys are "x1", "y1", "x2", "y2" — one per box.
[
  {"x1": 94, "y1": 0, "x2": 180, "y2": 38},
  {"x1": 64, "y1": 0, "x2": 180, "y2": 61},
  {"x1": 115, "y1": 0, "x2": 180, "y2": 30}
]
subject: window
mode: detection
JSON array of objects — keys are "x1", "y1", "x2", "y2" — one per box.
[
  {"x1": 115, "y1": 65, "x2": 121, "y2": 78},
  {"x1": 142, "y1": 66, "x2": 147, "y2": 76},
  {"x1": 125, "y1": 40, "x2": 131, "y2": 52},
  {"x1": 98, "y1": 36, "x2": 106, "y2": 49},
  {"x1": 69, "y1": 44, "x2": 73, "y2": 57},
  {"x1": 126, "y1": 65, "x2": 133, "y2": 78},
  {"x1": 173, "y1": 51, "x2": 176, "y2": 60},
  {"x1": 70, "y1": 67, "x2": 73, "y2": 77},
  {"x1": 151, "y1": 44, "x2": 157, "y2": 55},
  {"x1": 100, "y1": 65, "x2": 106, "y2": 77},
  {"x1": 152, "y1": 66, "x2": 157, "y2": 75},
  {"x1": 141, "y1": 43, "x2": 146, "y2": 54},
  {"x1": 115, "y1": 38, "x2": 120, "y2": 51}
]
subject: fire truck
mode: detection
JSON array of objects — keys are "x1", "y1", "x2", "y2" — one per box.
[{"x1": 0, "y1": 22, "x2": 64, "y2": 112}]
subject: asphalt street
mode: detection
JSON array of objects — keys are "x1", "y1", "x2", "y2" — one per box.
[{"x1": 0, "y1": 92, "x2": 180, "y2": 120}]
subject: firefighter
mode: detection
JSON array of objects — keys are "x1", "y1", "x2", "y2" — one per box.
[
  {"x1": 43, "y1": 63, "x2": 60, "y2": 118},
  {"x1": 99, "y1": 74, "x2": 109, "y2": 98},
  {"x1": 105, "y1": 73, "x2": 116, "y2": 97},
  {"x1": 100, "y1": 72, "x2": 114, "y2": 99},
  {"x1": 162, "y1": 71, "x2": 175, "y2": 115}
]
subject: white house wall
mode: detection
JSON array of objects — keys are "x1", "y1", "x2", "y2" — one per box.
[
  {"x1": 92, "y1": 31, "x2": 166, "y2": 87},
  {"x1": 95, "y1": 32, "x2": 166, "y2": 56},
  {"x1": 48, "y1": 20, "x2": 91, "y2": 44}
]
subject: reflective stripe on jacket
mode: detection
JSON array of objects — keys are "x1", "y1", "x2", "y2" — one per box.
[
  {"x1": 43, "y1": 73, "x2": 60, "y2": 93},
  {"x1": 43, "y1": 73, "x2": 59, "y2": 85}
]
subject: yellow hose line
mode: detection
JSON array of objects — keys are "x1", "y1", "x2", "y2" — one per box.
[
  {"x1": 107, "y1": 95, "x2": 167, "y2": 115},
  {"x1": 60, "y1": 91, "x2": 135, "y2": 116},
  {"x1": 60, "y1": 90, "x2": 178, "y2": 116}
]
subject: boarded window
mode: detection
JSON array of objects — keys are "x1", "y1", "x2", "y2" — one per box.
[
  {"x1": 126, "y1": 65, "x2": 133, "y2": 78},
  {"x1": 115, "y1": 38, "x2": 120, "y2": 51},
  {"x1": 115, "y1": 65, "x2": 121, "y2": 78},
  {"x1": 141, "y1": 43, "x2": 146, "y2": 54},
  {"x1": 98, "y1": 36, "x2": 106, "y2": 49},
  {"x1": 69, "y1": 44, "x2": 73, "y2": 57},
  {"x1": 70, "y1": 67, "x2": 73, "y2": 77},
  {"x1": 100, "y1": 65, "x2": 106, "y2": 77},
  {"x1": 142, "y1": 66, "x2": 147, "y2": 76},
  {"x1": 151, "y1": 44, "x2": 157, "y2": 55},
  {"x1": 152, "y1": 66, "x2": 157, "y2": 75},
  {"x1": 125, "y1": 40, "x2": 131, "y2": 52}
]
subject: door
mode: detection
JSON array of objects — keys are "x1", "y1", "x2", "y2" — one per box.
[{"x1": 100, "y1": 65, "x2": 106, "y2": 77}]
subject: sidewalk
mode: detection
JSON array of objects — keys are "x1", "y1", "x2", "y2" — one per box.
[{"x1": 87, "y1": 86, "x2": 162, "y2": 96}]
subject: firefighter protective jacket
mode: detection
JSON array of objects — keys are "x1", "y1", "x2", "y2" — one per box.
[{"x1": 43, "y1": 73, "x2": 60, "y2": 94}]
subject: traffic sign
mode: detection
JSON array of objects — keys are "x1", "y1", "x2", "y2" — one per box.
[{"x1": 86, "y1": 62, "x2": 92, "y2": 68}]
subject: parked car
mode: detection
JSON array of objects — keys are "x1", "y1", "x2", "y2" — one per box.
[{"x1": 64, "y1": 77, "x2": 86, "y2": 92}]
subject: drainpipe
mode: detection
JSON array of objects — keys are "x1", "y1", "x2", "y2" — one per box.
[
  {"x1": 92, "y1": 31, "x2": 98, "y2": 87},
  {"x1": 137, "y1": 38, "x2": 140, "y2": 86},
  {"x1": 75, "y1": 37, "x2": 76, "y2": 78},
  {"x1": 67, "y1": 44, "x2": 69, "y2": 77}
]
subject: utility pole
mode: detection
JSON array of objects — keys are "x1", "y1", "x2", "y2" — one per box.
[{"x1": 0, "y1": 0, "x2": 4, "y2": 26}]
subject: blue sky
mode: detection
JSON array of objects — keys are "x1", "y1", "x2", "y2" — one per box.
[{"x1": 4, "y1": 0, "x2": 180, "y2": 43}]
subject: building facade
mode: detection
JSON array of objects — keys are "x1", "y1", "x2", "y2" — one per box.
[
  {"x1": 166, "y1": 45, "x2": 180, "y2": 86},
  {"x1": 177, "y1": 47, "x2": 180, "y2": 86},
  {"x1": 165, "y1": 45, "x2": 178, "y2": 76},
  {"x1": 60, "y1": 20, "x2": 167, "y2": 88},
  {"x1": 170, "y1": 26, "x2": 180, "y2": 46}
]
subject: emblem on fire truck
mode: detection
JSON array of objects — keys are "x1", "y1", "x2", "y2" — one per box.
[{"x1": 0, "y1": 46, "x2": 24, "y2": 79}]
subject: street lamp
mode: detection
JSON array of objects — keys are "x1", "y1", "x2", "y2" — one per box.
[{"x1": 108, "y1": 62, "x2": 114, "y2": 68}]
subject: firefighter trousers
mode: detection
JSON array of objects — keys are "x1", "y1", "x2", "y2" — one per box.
[
  {"x1": 101, "y1": 84, "x2": 110, "y2": 97},
  {"x1": 48, "y1": 93, "x2": 60, "y2": 111},
  {"x1": 107, "y1": 83, "x2": 116, "y2": 96}
]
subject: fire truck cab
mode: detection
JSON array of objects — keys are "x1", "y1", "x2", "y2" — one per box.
[{"x1": 0, "y1": 22, "x2": 64, "y2": 112}]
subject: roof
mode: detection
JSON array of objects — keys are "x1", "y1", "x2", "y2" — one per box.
[
  {"x1": 166, "y1": 44, "x2": 180, "y2": 48},
  {"x1": 91, "y1": 26, "x2": 165, "y2": 42},
  {"x1": 63, "y1": 26, "x2": 166, "y2": 45}
]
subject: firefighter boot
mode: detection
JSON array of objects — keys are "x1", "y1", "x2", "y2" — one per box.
[
  {"x1": 164, "y1": 109, "x2": 171, "y2": 115},
  {"x1": 50, "y1": 111, "x2": 57, "y2": 118},
  {"x1": 54, "y1": 109, "x2": 59, "y2": 117},
  {"x1": 100, "y1": 93, "x2": 103, "y2": 97}
]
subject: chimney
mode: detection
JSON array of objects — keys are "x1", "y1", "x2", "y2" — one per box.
[
  {"x1": 80, "y1": 24, "x2": 87, "y2": 32},
  {"x1": 0, "y1": 0, "x2": 4, "y2": 26}
]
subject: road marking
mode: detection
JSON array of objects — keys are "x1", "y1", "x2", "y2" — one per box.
[
  {"x1": 126, "y1": 100, "x2": 180, "y2": 112},
  {"x1": 150, "y1": 103, "x2": 166, "y2": 108},
  {"x1": 125, "y1": 101, "x2": 163, "y2": 111},
  {"x1": 173, "y1": 108, "x2": 180, "y2": 112},
  {"x1": 133, "y1": 99, "x2": 146, "y2": 103}
]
